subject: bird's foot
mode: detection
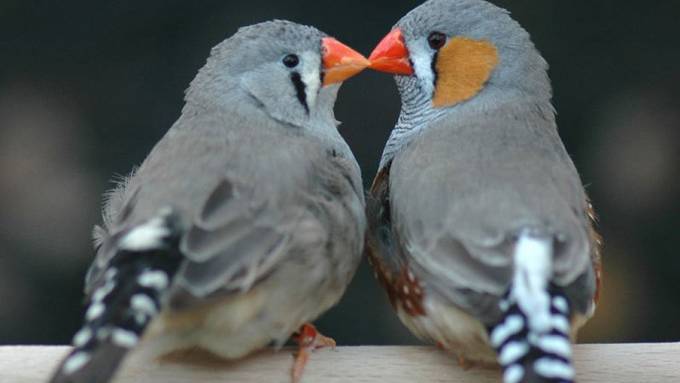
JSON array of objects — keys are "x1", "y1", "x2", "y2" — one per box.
[
  {"x1": 291, "y1": 323, "x2": 336, "y2": 383},
  {"x1": 457, "y1": 355, "x2": 475, "y2": 370}
]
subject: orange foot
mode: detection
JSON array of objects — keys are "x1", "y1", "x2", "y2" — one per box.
[
  {"x1": 291, "y1": 323, "x2": 336, "y2": 383},
  {"x1": 457, "y1": 355, "x2": 475, "y2": 370}
]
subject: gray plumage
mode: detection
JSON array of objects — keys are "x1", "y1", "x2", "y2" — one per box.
[
  {"x1": 51, "y1": 20, "x2": 365, "y2": 383},
  {"x1": 387, "y1": 101, "x2": 595, "y2": 323},
  {"x1": 91, "y1": 20, "x2": 364, "y2": 305},
  {"x1": 366, "y1": 1, "x2": 600, "y2": 379},
  {"x1": 380, "y1": 0, "x2": 551, "y2": 169}
]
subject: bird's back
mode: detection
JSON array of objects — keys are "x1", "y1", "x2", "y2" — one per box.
[{"x1": 89, "y1": 104, "x2": 365, "y2": 299}]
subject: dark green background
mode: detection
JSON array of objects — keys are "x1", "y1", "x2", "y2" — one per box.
[{"x1": 1, "y1": 1, "x2": 678, "y2": 346}]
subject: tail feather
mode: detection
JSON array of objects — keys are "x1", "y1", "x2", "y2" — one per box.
[
  {"x1": 49, "y1": 212, "x2": 183, "y2": 383},
  {"x1": 490, "y1": 231, "x2": 575, "y2": 383}
]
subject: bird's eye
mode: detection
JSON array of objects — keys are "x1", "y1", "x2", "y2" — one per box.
[
  {"x1": 282, "y1": 54, "x2": 299, "y2": 68},
  {"x1": 427, "y1": 32, "x2": 447, "y2": 50}
]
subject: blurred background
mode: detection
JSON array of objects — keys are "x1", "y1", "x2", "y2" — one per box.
[{"x1": 0, "y1": 1, "x2": 678, "y2": 346}]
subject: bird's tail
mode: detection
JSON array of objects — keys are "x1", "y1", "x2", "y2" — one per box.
[
  {"x1": 489, "y1": 232, "x2": 575, "y2": 383},
  {"x1": 49, "y1": 212, "x2": 183, "y2": 383}
]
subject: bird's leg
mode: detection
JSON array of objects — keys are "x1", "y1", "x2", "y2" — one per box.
[
  {"x1": 291, "y1": 323, "x2": 336, "y2": 383},
  {"x1": 457, "y1": 355, "x2": 475, "y2": 370}
]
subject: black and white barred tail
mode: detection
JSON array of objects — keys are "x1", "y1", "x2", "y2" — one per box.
[
  {"x1": 49, "y1": 211, "x2": 183, "y2": 383},
  {"x1": 489, "y1": 290, "x2": 575, "y2": 383}
]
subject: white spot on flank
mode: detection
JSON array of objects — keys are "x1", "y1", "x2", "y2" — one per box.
[
  {"x1": 138, "y1": 270, "x2": 169, "y2": 290},
  {"x1": 62, "y1": 352, "x2": 91, "y2": 374},
  {"x1": 535, "y1": 335, "x2": 572, "y2": 359},
  {"x1": 552, "y1": 296, "x2": 569, "y2": 314},
  {"x1": 403, "y1": 285, "x2": 410, "y2": 294},
  {"x1": 504, "y1": 365, "x2": 524, "y2": 383},
  {"x1": 72, "y1": 327, "x2": 93, "y2": 347},
  {"x1": 85, "y1": 302, "x2": 105, "y2": 321},
  {"x1": 118, "y1": 218, "x2": 169, "y2": 251},
  {"x1": 499, "y1": 341, "x2": 529, "y2": 365},
  {"x1": 111, "y1": 328, "x2": 139, "y2": 348},
  {"x1": 490, "y1": 314, "x2": 524, "y2": 347},
  {"x1": 131, "y1": 294, "x2": 157, "y2": 316},
  {"x1": 511, "y1": 233, "x2": 553, "y2": 333},
  {"x1": 534, "y1": 358, "x2": 575, "y2": 380}
]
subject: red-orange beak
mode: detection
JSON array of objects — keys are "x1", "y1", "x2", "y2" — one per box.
[
  {"x1": 368, "y1": 28, "x2": 414, "y2": 75},
  {"x1": 322, "y1": 37, "x2": 370, "y2": 86}
]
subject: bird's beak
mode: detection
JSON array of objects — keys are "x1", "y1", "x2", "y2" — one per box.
[
  {"x1": 368, "y1": 28, "x2": 414, "y2": 75},
  {"x1": 322, "y1": 37, "x2": 370, "y2": 86}
]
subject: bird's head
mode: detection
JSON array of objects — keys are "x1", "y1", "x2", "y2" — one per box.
[
  {"x1": 186, "y1": 20, "x2": 368, "y2": 128},
  {"x1": 369, "y1": 0, "x2": 550, "y2": 111}
]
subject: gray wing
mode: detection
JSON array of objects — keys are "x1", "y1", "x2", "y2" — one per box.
[
  {"x1": 384, "y1": 110, "x2": 597, "y2": 324},
  {"x1": 175, "y1": 178, "x2": 297, "y2": 298},
  {"x1": 86, "y1": 112, "x2": 365, "y2": 308},
  {"x1": 172, "y1": 149, "x2": 365, "y2": 308}
]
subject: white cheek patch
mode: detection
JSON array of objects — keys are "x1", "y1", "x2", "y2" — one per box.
[
  {"x1": 408, "y1": 41, "x2": 436, "y2": 99},
  {"x1": 300, "y1": 51, "x2": 321, "y2": 110}
]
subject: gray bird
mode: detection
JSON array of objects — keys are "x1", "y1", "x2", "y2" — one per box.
[
  {"x1": 366, "y1": 1, "x2": 602, "y2": 382},
  {"x1": 49, "y1": 20, "x2": 369, "y2": 383}
]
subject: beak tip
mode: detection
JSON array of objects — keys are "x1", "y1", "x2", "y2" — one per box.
[
  {"x1": 366, "y1": 28, "x2": 414, "y2": 75},
  {"x1": 321, "y1": 37, "x2": 370, "y2": 85}
]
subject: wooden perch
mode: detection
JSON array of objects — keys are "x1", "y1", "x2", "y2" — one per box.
[{"x1": 2, "y1": 344, "x2": 679, "y2": 382}]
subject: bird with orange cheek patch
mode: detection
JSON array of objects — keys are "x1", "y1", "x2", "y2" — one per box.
[{"x1": 365, "y1": 1, "x2": 602, "y2": 382}]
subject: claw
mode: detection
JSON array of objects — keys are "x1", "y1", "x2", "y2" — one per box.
[
  {"x1": 457, "y1": 355, "x2": 475, "y2": 370},
  {"x1": 291, "y1": 323, "x2": 336, "y2": 383}
]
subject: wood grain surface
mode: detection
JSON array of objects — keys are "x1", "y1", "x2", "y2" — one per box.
[{"x1": 2, "y1": 344, "x2": 679, "y2": 383}]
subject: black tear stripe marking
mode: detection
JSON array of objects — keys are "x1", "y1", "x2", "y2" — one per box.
[
  {"x1": 48, "y1": 213, "x2": 183, "y2": 383},
  {"x1": 431, "y1": 51, "x2": 439, "y2": 88},
  {"x1": 488, "y1": 289, "x2": 575, "y2": 383},
  {"x1": 291, "y1": 72, "x2": 309, "y2": 114}
]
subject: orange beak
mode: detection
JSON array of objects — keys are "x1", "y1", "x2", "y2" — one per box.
[
  {"x1": 368, "y1": 28, "x2": 414, "y2": 75},
  {"x1": 322, "y1": 37, "x2": 370, "y2": 86}
]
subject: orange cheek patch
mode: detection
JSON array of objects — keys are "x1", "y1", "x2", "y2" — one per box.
[{"x1": 432, "y1": 37, "x2": 499, "y2": 108}]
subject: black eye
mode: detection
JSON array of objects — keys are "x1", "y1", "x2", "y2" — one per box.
[
  {"x1": 282, "y1": 54, "x2": 299, "y2": 68},
  {"x1": 427, "y1": 32, "x2": 447, "y2": 50}
]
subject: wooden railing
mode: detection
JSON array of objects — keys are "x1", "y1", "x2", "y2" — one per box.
[{"x1": 2, "y1": 344, "x2": 679, "y2": 382}]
